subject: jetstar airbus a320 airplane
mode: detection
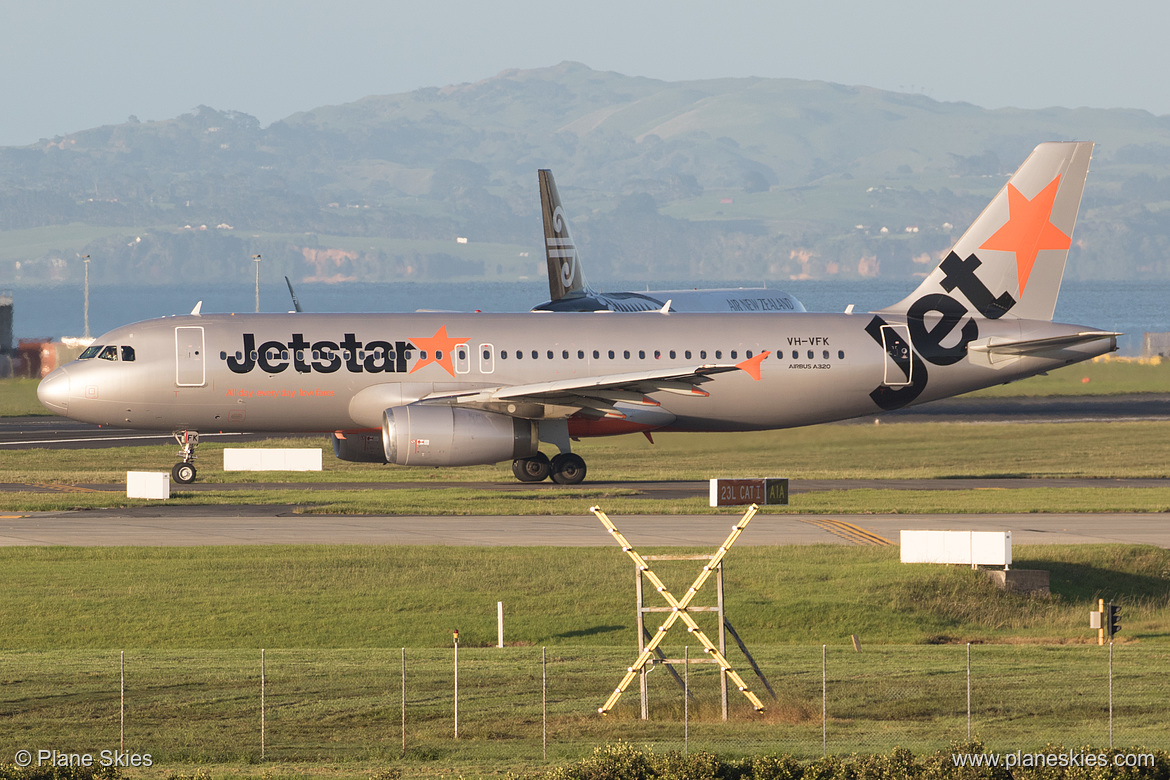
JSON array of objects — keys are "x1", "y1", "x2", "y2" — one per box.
[{"x1": 38, "y1": 142, "x2": 1117, "y2": 485}]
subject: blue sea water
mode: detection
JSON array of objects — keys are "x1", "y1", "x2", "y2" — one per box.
[{"x1": 6, "y1": 278, "x2": 1167, "y2": 356}]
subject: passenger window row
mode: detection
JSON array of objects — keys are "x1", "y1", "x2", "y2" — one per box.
[
  {"x1": 492, "y1": 348, "x2": 847, "y2": 361},
  {"x1": 216, "y1": 346, "x2": 848, "y2": 364}
]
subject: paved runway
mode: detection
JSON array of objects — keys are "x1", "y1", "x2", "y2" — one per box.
[
  {"x1": 0, "y1": 508, "x2": 1166, "y2": 548},
  {"x1": 0, "y1": 416, "x2": 287, "y2": 449}
]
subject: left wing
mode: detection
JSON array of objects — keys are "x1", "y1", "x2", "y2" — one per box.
[{"x1": 423, "y1": 363, "x2": 744, "y2": 420}]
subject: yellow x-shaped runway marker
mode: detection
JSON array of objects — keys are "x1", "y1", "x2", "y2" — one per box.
[{"x1": 591, "y1": 504, "x2": 765, "y2": 714}]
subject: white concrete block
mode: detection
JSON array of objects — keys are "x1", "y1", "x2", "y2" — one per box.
[
  {"x1": 223, "y1": 448, "x2": 323, "y2": 472},
  {"x1": 127, "y1": 471, "x2": 170, "y2": 499},
  {"x1": 900, "y1": 530, "x2": 1011, "y2": 566}
]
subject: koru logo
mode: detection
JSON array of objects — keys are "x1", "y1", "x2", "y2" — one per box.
[
  {"x1": 547, "y1": 206, "x2": 577, "y2": 289},
  {"x1": 866, "y1": 252, "x2": 1018, "y2": 410}
]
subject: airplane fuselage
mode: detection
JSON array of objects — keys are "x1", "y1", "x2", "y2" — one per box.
[{"x1": 38, "y1": 309, "x2": 1112, "y2": 437}]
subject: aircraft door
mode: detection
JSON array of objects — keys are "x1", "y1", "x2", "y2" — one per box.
[
  {"x1": 478, "y1": 343, "x2": 495, "y2": 374},
  {"x1": 879, "y1": 324, "x2": 913, "y2": 387},
  {"x1": 175, "y1": 326, "x2": 206, "y2": 387}
]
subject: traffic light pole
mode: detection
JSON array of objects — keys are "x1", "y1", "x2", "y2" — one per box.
[{"x1": 1108, "y1": 639, "x2": 1114, "y2": 749}]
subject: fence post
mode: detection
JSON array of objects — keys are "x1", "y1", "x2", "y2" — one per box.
[
  {"x1": 454, "y1": 637, "x2": 459, "y2": 739},
  {"x1": 822, "y1": 644, "x2": 827, "y2": 756},
  {"x1": 542, "y1": 647, "x2": 548, "y2": 762},
  {"x1": 966, "y1": 642, "x2": 971, "y2": 741},
  {"x1": 120, "y1": 651, "x2": 125, "y2": 752},
  {"x1": 261, "y1": 648, "x2": 266, "y2": 760},
  {"x1": 1109, "y1": 641, "x2": 1114, "y2": 748},
  {"x1": 684, "y1": 646, "x2": 689, "y2": 757},
  {"x1": 401, "y1": 647, "x2": 406, "y2": 758}
]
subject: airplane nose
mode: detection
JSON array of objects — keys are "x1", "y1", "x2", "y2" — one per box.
[{"x1": 37, "y1": 367, "x2": 70, "y2": 414}]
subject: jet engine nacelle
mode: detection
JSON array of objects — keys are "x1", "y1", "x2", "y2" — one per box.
[
  {"x1": 382, "y1": 404, "x2": 539, "y2": 467},
  {"x1": 331, "y1": 432, "x2": 388, "y2": 463}
]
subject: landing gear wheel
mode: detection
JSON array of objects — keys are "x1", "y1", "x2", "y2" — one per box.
[
  {"x1": 550, "y1": 453, "x2": 587, "y2": 485},
  {"x1": 512, "y1": 452, "x2": 551, "y2": 482},
  {"x1": 171, "y1": 430, "x2": 200, "y2": 484},
  {"x1": 172, "y1": 462, "x2": 197, "y2": 484}
]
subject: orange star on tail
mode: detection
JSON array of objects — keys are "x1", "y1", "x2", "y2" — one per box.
[
  {"x1": 979, "y1": 175, "x2": 1070, "y2": 295},
  {"x1": 408, "y1": 326, "x2": 470, "y2": 376}
]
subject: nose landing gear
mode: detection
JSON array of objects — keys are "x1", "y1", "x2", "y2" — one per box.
[{"x1": 171, "y1": 429, "x2": 199, "y2": 484}]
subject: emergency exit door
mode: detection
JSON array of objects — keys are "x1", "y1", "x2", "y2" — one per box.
[
  {"x1": 879, "y1": 324, "x2": 913, "y2": 387},
  {"x1": 175, "y1": 327, "x2": 206, "y2": 386}
]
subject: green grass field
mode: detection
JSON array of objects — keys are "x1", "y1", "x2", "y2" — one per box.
[
  {"x1": 964, "y1": 356, "x2": 1169, "y2": 397},
  {"x1": 2, "y1": 419, "x2": 1168, "y2": 514},
  {"x1": 0, "y1": 377, "x2": 41, "y2": 416},
  {"x1": 0, "y1": 544, "x2": 1167, "y2": 775},
  {"x1": 4, "y1": 644, "x2": 1166, "y2": 771},
  {"x1": 2, "y1": 544, "x2": 1166, "y2": 649}
]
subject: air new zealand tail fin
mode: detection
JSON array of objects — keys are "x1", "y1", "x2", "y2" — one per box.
[
  {"x1": 882, "y1": 142, "x2": 1094, "y2": 322},
  {"x1": 539, "y1": 169, "x2": 590, "y2": 302}
]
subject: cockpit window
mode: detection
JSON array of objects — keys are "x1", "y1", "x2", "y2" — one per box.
[
  {"x1": 121, "y1": 346, "x2": 136, "y2": 362},
  {"x1": 79, "y1": 345, "x2": 102, "y2": 359},
  {"x1": 98, "y1": 346, "x2": 119, "y2": 361}
]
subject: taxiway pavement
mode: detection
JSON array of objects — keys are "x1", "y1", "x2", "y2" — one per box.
[{"x1": 0, "y1": 508, "x2": 1166, "y2": 548}]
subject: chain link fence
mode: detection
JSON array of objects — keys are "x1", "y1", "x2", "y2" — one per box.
[{"x1": 1, "y1": 644, "x2": 1166, "y2": 767}]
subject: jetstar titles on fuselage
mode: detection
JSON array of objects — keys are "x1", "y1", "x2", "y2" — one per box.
[
  {"x1": 227, "y1": 333, "x2": 421, "y2": 375},
  {"x1": 225, "y1": 325, "x2": 471, "y2": 376}
]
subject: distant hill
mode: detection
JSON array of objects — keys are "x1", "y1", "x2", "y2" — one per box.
[{"x1": 2, "y1": 61, "x2": 1169, "y2": 287}]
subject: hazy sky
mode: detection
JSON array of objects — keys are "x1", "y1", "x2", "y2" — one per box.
[{"x1": 2, "y1": 0, "x2": 1167, "y2": 147}]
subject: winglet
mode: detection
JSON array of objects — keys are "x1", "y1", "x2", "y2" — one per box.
[
  {"x1": 736, "y1": 351, "x2": 770, "y2": 381},
  {"x1": 285, "y1": 276, "x2": 303, "y2": 313},
  {"x1": 189, "y1": 301, "x2": 203, "y2": 316}
]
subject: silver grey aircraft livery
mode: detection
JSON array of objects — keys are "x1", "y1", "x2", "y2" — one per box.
[{"x1": 38, "y1": 142, "x2": 1116, "y2": 485}]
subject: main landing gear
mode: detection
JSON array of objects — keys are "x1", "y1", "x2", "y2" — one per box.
[
  {"x1": 512, "y1": 452, "x2": 587, "y2": 485},
  {"x1": 171, "y1": 429, "x2": 199, "y2": 484}
]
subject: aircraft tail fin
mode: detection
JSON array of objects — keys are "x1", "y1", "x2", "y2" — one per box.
[
  {"x1": 882, "y1": 142, "x2": 1094, "y2": 322},
  {"x1": 539, "y1": 169, "x2": 589, "y2": 301}
]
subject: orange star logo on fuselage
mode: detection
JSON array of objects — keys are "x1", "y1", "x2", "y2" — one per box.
[{"x1": 408, "y1": 326, "x2": 470, "y2": 376}]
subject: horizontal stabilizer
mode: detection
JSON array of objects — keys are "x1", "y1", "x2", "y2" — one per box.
[{"x1": 969, "y1": 331, "x2": 1121, "y2": 357}]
